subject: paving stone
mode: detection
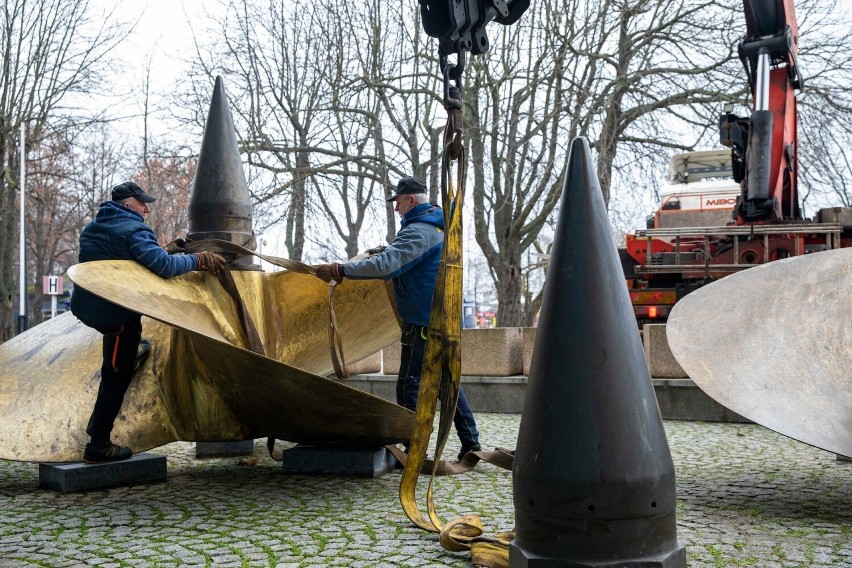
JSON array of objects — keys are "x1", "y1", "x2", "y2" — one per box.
[{"x1": 1, "y1": 416, "x2": 850, "y2": 567}]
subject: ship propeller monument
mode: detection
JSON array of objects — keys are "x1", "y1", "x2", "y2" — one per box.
[{"x1": 0, "y1": 77, "x2": 411, "y2": 463}]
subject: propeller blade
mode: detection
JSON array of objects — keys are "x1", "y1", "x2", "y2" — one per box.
[{"x1": 667, "y1": 248, "x2": 851, "y2": 457}]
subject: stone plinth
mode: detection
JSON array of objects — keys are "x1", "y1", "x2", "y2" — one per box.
[
  {"x1": 654, "y1": 379, "x2": 749, "y2": 422},
  {"x1": 644, "y1": 324, "x2": 687, "y2": 378},
  {"x1": 39, "y1": 453, "x2": 166, "y2": 492},
  {"x1": 281, "y1": 445, "x2": 396, "y2": 477},
  {"x1": 195, "y1": 440, "x2": 255, "y2": 458}
]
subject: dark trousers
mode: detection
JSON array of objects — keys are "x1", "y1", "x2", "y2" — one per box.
[
  {"x1": 397, "y1": 323, "x2": 480, "y2": 450},
  {"x1": 87, "y1": 317, "x2": 142, "y2": 446}
]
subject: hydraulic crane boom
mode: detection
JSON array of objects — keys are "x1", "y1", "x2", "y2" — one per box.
[
  {"x1": 720, "y1": 0, "x2": 804, "y2": 223},
  {"x1": 621, "y1": 0, "x2": 851, "y2": 327}
]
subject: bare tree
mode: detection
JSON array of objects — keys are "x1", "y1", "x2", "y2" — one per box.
[
  {"x1": 186, "y1": 0, "x2": 444, "y2": 260},
  {"x1": 464, "y1": 0, "x2": 749, "y2": 326},
  {"x1": 0, "y1": 0, "x2": 126, "y2": 340},
  {"x1": 795, "y1": 0, "x2": 852, "y2": 211},
  {"x1": 464, "y1": 0, "x2": 581, "y2": 326},
  {"x1": 66, "y1": 124, "x2": 126, "y2": 228},
  {"x1": 135, "y1": 152, "x2": 197, "y2": 243},
  {"x1": 17, "y1": 123, "x2": 130, "y2": 328},
  {"x1": 175, "y1": 0, "x2": 850, "y2": 329},
  {"x1": 183, "y1": 0, "x2": 334, "y2": 261},
  {"x1": 25, "y1": 133, "x2": 78, "y2": 325},
  {"x1": 304, "y1": 0, "x2": 387, "y2": 259},
  {"x1": 581, "y1": 0, "x2": 743, "y2": 206}
]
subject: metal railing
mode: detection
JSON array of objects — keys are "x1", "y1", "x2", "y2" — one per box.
[{"x1": 634, "y1": 223, "x2": 843, "y2": 276}]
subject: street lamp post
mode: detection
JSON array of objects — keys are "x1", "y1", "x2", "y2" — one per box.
[{"x1": 17, "y1": 122, "x2": 27, "y2": 335}]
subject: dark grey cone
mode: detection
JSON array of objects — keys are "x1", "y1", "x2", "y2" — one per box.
[
  {"x1": 510, "y1": 138, "x2": 685, "y2": 567},
  {"x1": 188, "y1": 76, "x2": 256, "y2": 266}
]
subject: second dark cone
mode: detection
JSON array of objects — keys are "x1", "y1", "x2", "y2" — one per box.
[{"x1": 510, "y1": 137, "x2": 685, "y2": 567}]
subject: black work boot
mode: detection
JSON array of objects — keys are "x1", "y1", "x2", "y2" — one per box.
[
  {"x1": 84, "y1": 442, "x2": 133, "y2": 463},
  {"x1": 133, "y1": 339, "x2": 151, "y2": 372}
]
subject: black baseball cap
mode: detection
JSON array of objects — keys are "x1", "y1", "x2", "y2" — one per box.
[
  {"x1": 386, "y1": 176, "x2": 427, "y2": 202},
  {"x1": 111, "y1": 181, "x2": 156, "y2": 203}
]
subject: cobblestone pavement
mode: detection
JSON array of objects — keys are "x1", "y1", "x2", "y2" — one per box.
[{"x1": 1, "y1": 414, "x2": 850, "y2": 567}]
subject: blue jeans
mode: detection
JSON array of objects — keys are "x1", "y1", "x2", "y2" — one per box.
[{"x1": 397, "y1": 323, "x2": 480, "y2": 450}]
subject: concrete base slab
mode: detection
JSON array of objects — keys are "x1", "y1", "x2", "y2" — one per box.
[
  {"x1": 195, "y1": 440, "x2": 255, "y2": 458},
  {"x1": 837, "y1": 454, "x2": 852, "y2": 462},
  {"x1": 39, "y1": 452, "x2": 166, "y2": 492},
  {"x1": 281, "y1": 445, "x2": 395, "y2": 477},
  {"x1": 345, "y1": 373, "x2": 748, "y2": 423},
  {"x1": 653, "y1": 379, "x2": 750, "y2": 423},
  {"x1": 509, "y1": 543, "x2": 686, "y2": 567}
]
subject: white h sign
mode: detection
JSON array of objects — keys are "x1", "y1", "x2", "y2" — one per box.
[
  {"x1": 43, "y1": 275, "x2": 63, "y2": 295},
  {"x1": 43, "y1": 275, "x2": 63, "y2": 319}
]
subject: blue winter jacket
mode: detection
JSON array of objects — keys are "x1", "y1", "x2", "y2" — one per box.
[
  {"x1": 71, "y1": 201, "x2": 198, "y2": 330},
  {"x1": 343, "y1": 203, "x2": 444, "y2": 326}
]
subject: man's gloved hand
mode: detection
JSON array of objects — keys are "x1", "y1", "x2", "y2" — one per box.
[
  {"x1": 195, "y1": 251, "x2": 228, "y2": 277},
  {"x1": 163, "y1": 238, "x2": 186, "y2": 254},
  {"x1": 315, "y1": 263, "x2": 344, "y2": 283},
  {"x1": 364, "y1": 245, "x2": 387, "y2": 255}
]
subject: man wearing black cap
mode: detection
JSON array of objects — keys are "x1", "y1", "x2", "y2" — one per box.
[
  {"x1": 315, "y1": 176, "x2": 481, "y2": 461},
  {"x1": 71, "y1": 181, "x2": 226, "y2": 462}
]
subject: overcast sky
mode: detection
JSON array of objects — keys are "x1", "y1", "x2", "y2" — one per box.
[
  {"x1": 88, "y1": 0, "x2": 221, "y2": 140},
  {"x1": 117, "y1": 0, "x2": 209, "y2": 82}
]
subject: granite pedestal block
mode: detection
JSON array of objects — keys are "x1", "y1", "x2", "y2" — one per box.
[
  {"x1": 382, "y1": 341, "x2": 402, "y2": 375},
  {"x1": 281, "y1": 445, "x2": 396, "y2": 477},
  {"x1": 463, "y1": 327, "x2": 524, "y2": 376},
  {"x1": 522, "y1": 327, "x2": 536, "y2": 376},
  {"x1": 384, "y1": 328, "x2": 524, "y2": 376},
  {"x1": 643, "y1": 324, "x2": 687, "y2": 378},
  {"x1": 345, "y1": 373, "x2": 749, "y2": 422},
  {"x1": 39, "y1": 452, "x2": 166, "y2": 492},
  {"x1": 653, "y1": 379, "x2": 750, "y2": 423},
  {"x1": 195, "y1": 440, "x2": 255, "y2": 458},
  {"x1": 346, "y1": 351, "x2": 382, "y2": 374}
]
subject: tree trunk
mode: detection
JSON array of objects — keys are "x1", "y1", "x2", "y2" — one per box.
[
  {"x1": 495, "y1": 248, "x2": 524, "y2": 327},
  {"x1": 0, "y1": 163, "x2": 17, "y2": 340}
]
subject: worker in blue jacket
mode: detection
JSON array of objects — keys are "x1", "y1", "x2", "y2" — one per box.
[
  {"x1": 315, "y1": 176, "x2": 481, "y2": 461},
  {"x1": 71, "y1": 181, "x2": 226, "y2": 462}
]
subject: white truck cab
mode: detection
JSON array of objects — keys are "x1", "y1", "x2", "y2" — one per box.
[{"x1": 651, "y1": 150, "x2": 740, "y2": 229}]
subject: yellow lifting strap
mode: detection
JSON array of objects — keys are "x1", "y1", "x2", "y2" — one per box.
[
  {"x1": 397, "y1": 104, "x2": 516, "y2": 567},
  {"x1": 398, "y1": 105, "x2": 465, "y2": 533}
]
